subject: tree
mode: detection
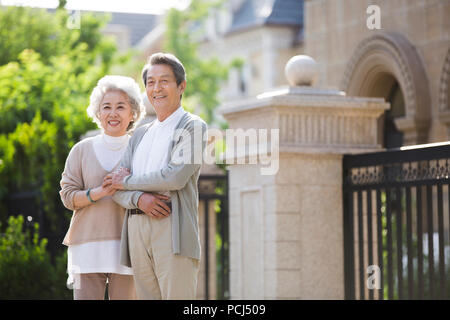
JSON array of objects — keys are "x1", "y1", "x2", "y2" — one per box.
[
  {"x1": 0, "y1": 5, "x2": 116, "y2": 69},
  {"x1": 0, "y1": 5, "x2": 119, "y2": 236}
]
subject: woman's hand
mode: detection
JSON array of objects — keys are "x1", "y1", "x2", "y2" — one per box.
[
  {"x1": 72, "y1": 183, "x2": 116, "y2": 208},
  {"x1": 89, "y1": 184, "x2": 116, "y2": 201},
  {"x1": 103, "y1": 167, "x2": 130, "y2": 190}
]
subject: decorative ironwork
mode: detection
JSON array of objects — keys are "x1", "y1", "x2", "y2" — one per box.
[{"x1": 346, "y1": 158, "x2": 450, "y2": 187}]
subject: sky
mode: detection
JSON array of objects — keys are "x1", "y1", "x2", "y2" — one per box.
[{"x1": 0, "y1": 0, "x2": 190, "y2": 14}]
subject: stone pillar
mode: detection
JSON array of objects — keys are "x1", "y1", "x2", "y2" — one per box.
[{"x1": 219, "y1": 55, "x2": 389, "y2": 299}]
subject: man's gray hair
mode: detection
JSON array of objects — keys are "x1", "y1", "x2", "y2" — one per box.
[
  {"x1": 141, "y1": 52, "x2": 186, "y2": 87},
  {"x1": 87, "y1": 75, "x2": 145, "y2": 132}
]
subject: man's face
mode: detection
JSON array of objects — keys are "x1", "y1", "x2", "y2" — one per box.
[{"x1": 146, "y1": 64, "x2": 186, "y2": 117}]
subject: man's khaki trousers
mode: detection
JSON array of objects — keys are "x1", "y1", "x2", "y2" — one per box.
[{"x1": 128, "y1": 213, "x2": 200, "y2": 300}]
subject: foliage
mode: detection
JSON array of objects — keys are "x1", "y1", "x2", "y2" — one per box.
[
  {"x1": 0, "y1": 215, "x2": 71, "y2": 299},
  {"x1": 0, "y1": 5, "x2": 119, "y2": 233},
  {"x1": 163, "y1": 0, "x2": 241, "y2": 126},
  {"x1": 0, "y1": 6, "x2": 116, "y2": 70}
]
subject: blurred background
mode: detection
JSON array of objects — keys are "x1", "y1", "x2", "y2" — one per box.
[{"x1": 0, "y1": 0, "x2": 449, "y2": 300}]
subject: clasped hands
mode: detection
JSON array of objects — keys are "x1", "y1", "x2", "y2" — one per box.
[
  {"x1": 103, "y1": 166, "x2": 130, "y2": 190},
  {"x1": 103, "y1": 167, "x2": 171, "y2": 219}
]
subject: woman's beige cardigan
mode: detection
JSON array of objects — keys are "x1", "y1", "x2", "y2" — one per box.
[{"x1": 59, "y1": 137, "x2": 126, "y2": 246}]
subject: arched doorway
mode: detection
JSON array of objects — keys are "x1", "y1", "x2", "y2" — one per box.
[
  {"x1": 341, "y1": 32, "x2": 431, "y2": 147},
  {"x1": 384, "y1": 80, "x2": 405, "y2": 148},
  {"x1": 358, "y1": 70, "x2": 406, "y2": 148}
]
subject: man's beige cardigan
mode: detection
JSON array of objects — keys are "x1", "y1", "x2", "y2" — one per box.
[{"x1": 112, "y1": 112, "x2": 207, "y2": 267}]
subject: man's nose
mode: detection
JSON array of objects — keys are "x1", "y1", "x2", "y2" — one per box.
[{"x1": 154, "y1": 81, "x2": 162, "y2": 91}]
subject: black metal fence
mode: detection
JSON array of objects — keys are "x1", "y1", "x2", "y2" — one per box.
[
  {"x1": 343, "y1": 143, "x2": 450, "y2": 300},
  {"x1": 198, "y1": 172, "x2": 229, "y2": 300}
]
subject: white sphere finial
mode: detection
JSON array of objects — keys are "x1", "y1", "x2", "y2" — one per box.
[{"x1": 285, "y1": 55, "x2": 319, "y2": 86}]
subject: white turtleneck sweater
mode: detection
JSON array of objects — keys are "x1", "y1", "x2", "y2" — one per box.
[
  {"x1": 132, "y1": 106, "x2": 186, "y2": 198},
  {"x1": 67, "y1": 133, "x2": 133, "y2": 283}
]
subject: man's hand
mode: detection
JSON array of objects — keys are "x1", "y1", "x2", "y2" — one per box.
[
  {"x1": 103, "y1": 167, "x2": 130, "y2": 190},
  {"x1": 137, "y1": 193, "x2": 171, "y2": 219}
]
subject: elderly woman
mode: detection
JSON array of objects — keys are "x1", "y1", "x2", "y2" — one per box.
[{"x1": 59, "y1": 75, "x2": 144, "y2": 300}]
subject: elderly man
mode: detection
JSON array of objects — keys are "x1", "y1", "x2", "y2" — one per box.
[{"x1": 104, "y1": 52, "x2": 207, "y2": 299}]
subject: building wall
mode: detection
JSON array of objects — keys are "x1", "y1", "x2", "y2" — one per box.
[{"x1": 304, "y1": 0, "x2": 450, "y2": 143}]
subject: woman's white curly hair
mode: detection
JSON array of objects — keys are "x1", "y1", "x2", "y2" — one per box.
[{"x1": 87, "y1": 75, "x2": 145, "y2": 132}]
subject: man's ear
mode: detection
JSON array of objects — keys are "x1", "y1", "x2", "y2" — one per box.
[{"x1": 178, "y1": 80, "x2": 187, "y2": 95}]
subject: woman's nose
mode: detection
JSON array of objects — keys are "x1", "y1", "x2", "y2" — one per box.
[{"x1": 110, "y1": 108, "x2": 119, "y2": 116}]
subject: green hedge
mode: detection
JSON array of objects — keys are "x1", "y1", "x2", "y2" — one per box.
[{"x1": 0, "y1": 215, "x2": 71, "y2": 299}]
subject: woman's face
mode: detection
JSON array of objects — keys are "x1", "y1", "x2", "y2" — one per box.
[{"x1": 98, "y1": 90, "x2": 134, "y2": 136}]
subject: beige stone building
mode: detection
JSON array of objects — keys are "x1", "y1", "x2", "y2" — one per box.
[
  {"x1": 196, "y1": 0, "x2": 450, "y2": 147},
  {"x1": 304, "y1": 0, "x2": 450, "y2": 147}
]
